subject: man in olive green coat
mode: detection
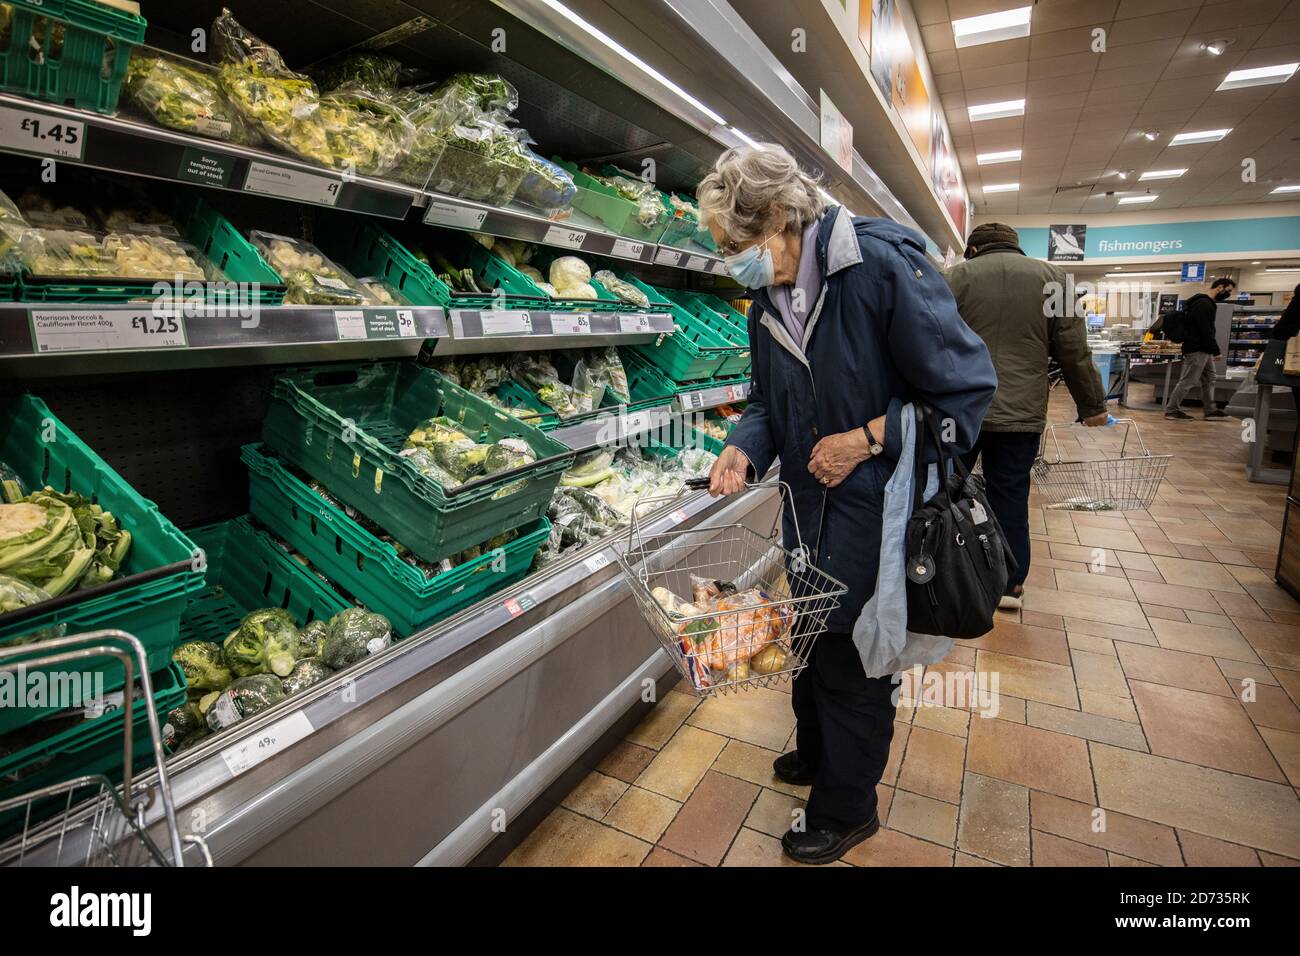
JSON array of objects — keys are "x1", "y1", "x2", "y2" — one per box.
[{"x1": 946, "y1": 222, "x2": 1108, "y2": 609}]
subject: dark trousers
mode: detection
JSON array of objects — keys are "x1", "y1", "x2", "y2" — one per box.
[
  {"x1": 791, "y1": 632, "x2": 897, "y2": 830},
  {"x1": 960, "y1": 429, "x2": 1040, "y2": 592}
]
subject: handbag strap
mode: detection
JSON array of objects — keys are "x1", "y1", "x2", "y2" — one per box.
[{"x1": 912, "y1": 402, "x2": 974, "y2": 512}]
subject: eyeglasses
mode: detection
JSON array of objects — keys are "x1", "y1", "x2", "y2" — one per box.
[{"x1": 719, "y1": 231, "x2": 777, "y2": 257}]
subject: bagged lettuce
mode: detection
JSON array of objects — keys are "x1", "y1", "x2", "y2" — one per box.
[{"x1": 125, "y1": 50, "x2": 259, "y2": 145}]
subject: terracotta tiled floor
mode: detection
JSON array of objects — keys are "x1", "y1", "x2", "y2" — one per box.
[{"x1": 504, "y1": 389, "x2": 1300, "y2": 867}]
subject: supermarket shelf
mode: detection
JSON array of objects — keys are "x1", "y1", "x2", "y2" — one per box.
[
  {"x1": 0, "y1": 303, "x2": 449, "y2": 374},
  {"x1": 551, "y1": 403, "x2": 675, "y2": 450},
  {"x1": 675, "y1": 378, "x2": 751, "y2": 411},
  {"x1": 116, "y1": 484, "x2": 773, "y2": 866},
  {"x1": 0, "y1": 94, "x2": 420, "y2": 219}
]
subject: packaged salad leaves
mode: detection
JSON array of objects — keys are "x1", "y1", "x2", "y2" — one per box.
[
  {"x1": 125, "y1": 50, "x2": 260, "y2": 146},
  {"x1": 310, "y1": 52, "x2": 411, "y2": 93},
  {"x1": 0, "y1": 189, "x2": 28, "y2": 259},
  {"x1": 249, "y1": 232, "x2": 369, "y2": 306},
  {"x1": 315, "y1": 87, "x2": 415, "y2": 178}
]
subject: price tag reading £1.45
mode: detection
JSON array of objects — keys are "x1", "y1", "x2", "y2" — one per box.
[{"x1": 0, "y1": 105, "x2": 85, "y2": 160}]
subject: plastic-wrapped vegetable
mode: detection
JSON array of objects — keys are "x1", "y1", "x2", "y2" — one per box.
[
  {"x1": 485, "y1": 438, "x2": 536, "y2": 475},
  {"x1": 0, "y1": 572, "x2": 49, "y2": 614},
  {"x1": 0, "y1": 189, "x2": 29, "y2": 258},
  {"x1": 222, "y1": 607, "x2": 301, "y2": 678},
  {"x1": 205, "y1": 674, "x2": 287, "y2": 731},
  {"x1": 589, "y1": 347, "x2": 630, "y2": 404},
  {"x1": 515, "y1": 150, "x2": 577, "y2": 214},
  {"x1": 596, "y1": 169, "x2": 666, "y2": 229},
  {"x1": 281, "y1": 658, "x2": 333, "y2": 695},
  {"x1": 321, "y1": 608, "x2": 392, "y2": 670},
  {"x1": 548, "y1": 255, "x2": 592, "y2": 291},
  {"x1": 432, "y1": 439, "x2": 491, "y2": 482},
  {"x1": 173, "y1": 640, "x2": 233, "y2": 691},
  {"x1": 398, "y1": 447, "x2": 460, "y2": 487},
  {"x1": 310, "y1": 52, "x2": 408, "y2": 92},
  {"x1": 164, "y1": 699, "x2": 206, "y2": 744},
  {"x1": 511, "y1": 354, "x2": 577, "y2": 417},
  {"x1": 125, "y1": 50, "x2": 259, "y2": 145},
  {"x1": 593, "y1": 270, "x2": 650, "y2": 308},
  {"x1": 299, "y1": 619, "x2": 328, "y2": 658},
  {"x1": 404, "y1": 416, "x2": 471, "y2": 450},
  {"x1": 561, "y1": 449, "x2": 615, "y2": 488},
  {"x1": 315, "y1": 87, "x2": 415, "y2": 177},
  {"x1": 250, "y1": 232, "x2": 369, "y2": 306},
  {"x1": 17, "y1": 228, "x2": 214, "y2": 282}
]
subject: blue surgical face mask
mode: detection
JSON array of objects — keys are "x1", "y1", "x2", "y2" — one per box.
[{"x1": 724, "y1": 232, "x2": 778, "y2": 288}]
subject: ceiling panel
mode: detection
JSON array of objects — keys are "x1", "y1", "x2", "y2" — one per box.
[{"x1": 939, "y1": 0, "x2": 1300, "y2": 214}]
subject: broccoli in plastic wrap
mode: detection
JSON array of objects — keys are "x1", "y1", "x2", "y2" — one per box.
[
  {"x1": 299, "y1": 618, "x2": 328, "y2": 659},
  {"x1": 321, "y1": 608, "x2": 392, "y2": 670},
  {"x1": 281, "y1": 658, "x2": 333, "y2": 696},
  {"x1": 173, "y1": 640, "x2": 233, "y2": 691},
  {"x1": 205, "y1": 674, "x2": 287, "y2": 731},
  {"x1": 222, "y1": 607, "x2": 301, "y2": 678}
]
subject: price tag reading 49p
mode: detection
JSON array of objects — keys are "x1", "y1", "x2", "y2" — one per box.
[
  {"x1": 0, "y1": 106, "x2": 85, "y2": 160},
  {"x1": 220, "y1": 711, "x2": 313, "y2": 777}
]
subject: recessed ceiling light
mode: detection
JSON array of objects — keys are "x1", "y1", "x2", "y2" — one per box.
[
  {"x1": 1271, "y1": 184, "x2": 1300, "y2": 193},
  {"x1": 1251, "y1": 261, "x2": 1261, "y2": 265},
  {"x1": 1141, "y1": 130, "x2": 1160, "y2": 141},
  {"x1": 1104, "y1": 270, "x2": 1180, "y2": 277},
  {"x1": 968, "y1": 99, "x2": 1026, "y2": 122},
  {"x1": 983, "y1": 182, "x2": 1019, "y2": 193},
  {"x1": 1139, "y1": 168, "x2": 1187, "y2": 180},
  {"x1": 1170, "y1": 128, "x2": 1231, "y2": 145},
  {"x1": 1217, "y1": 63, "x2": 1299, "y2": 91},
  {"x1": 1118, "y1": 195, "x2": 1158, "y2": 204},
  {"x1": 952, "y1": 6, "x2": 1032, "y2": 48},
  {"x1": 1201, "y1": 39, "x2": 1233, "y2": 56},
  {"x1": 977, "y1": 149, "x2": 1022, "y2": 165}
]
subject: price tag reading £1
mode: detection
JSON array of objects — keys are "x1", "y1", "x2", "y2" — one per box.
[
  {"x1": 243, "y1": 161, "x2": 341, "y2": 206},
  {"x1": 220, "y1": 710, "x2": 314, "y2": 777}
]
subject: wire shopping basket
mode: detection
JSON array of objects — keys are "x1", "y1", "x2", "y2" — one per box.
[
  {"x1": 1031, "y1": 417, "x2": 1171, "y2": 511},
  {"x1": 0, "y1": 630, "x2": 210, "y2": 867},
  {"x1": 619, "y1": 478, "x2": 847, "y2": 697}
]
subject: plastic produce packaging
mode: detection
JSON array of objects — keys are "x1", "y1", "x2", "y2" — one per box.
[
  {"x1": 310, "y1": 52, "x2": 410, "y2": 93},
  {"x1": 314, "y1": 87, "x2": 415, "y2": 178},
  {"x1": 249, "y1": 231, "x2": 369, "y2": 305},
  {"x1": 0, "y1": 189, "x2": 29, "y2": 258},
  {"x1": 299, "y1": 618, "x2": 328, "y2": 658},
  {"x1": 281, "y1": 657, "x2": 333, "y2": 695},
  {"x1": 593, "y1": 270, "x2": 650, "y2": 307},
  {"x1": 205, "y1": 674, "x2": 287, "y2": 731},
  {"x1": 223, "y1": 607, "x2": 301, "y2": 678},
  {"x1": 515, "y1": 149, "x2": 577, "y2": 215},
  {"x1": 322, "y1": 607, "x2": 392, "y2": 669},
  {"x1": 125, "y1": 49, "x2": 260, "y2": 145},
  {"x1": 17, "y1": 227, "x2": 216, "y2": 282}
]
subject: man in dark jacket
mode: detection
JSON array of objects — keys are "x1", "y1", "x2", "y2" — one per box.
[
  {"x1": 945, "y1": 222, "x2": 1108, "y2": 609},
  {"x1": 1164, "y1": 276, "x2": 1234, "y2": 420}
]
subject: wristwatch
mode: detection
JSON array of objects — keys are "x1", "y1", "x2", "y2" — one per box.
[{"x1": 862, "y1": 423, "x2": 884, "y2": 457}]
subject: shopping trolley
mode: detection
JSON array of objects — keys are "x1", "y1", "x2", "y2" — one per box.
[
  {"x1": 0, "y1": 630, "x2": 211, "y2": 867},
  {"x1": 1032, "y1": 418, "x2": 1171, "y2": 511},
  {"x1": 619, "y1": 478, "x2": 847, "y2": 697}
]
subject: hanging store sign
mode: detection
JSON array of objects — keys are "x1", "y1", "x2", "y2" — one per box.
[
  {"x1": 1049, "y1": 224, "x2": 1088, "y2": 262},
  {"x1": 819, "y1": 90, "x2": 855, "y2": 173},
  {"x1": 869, "y1": 0, "x2": 899, "y2": 107},
  {"x1": 1021, "y1": 216, "x2": 1300, "y2": 261},
  {"x1": 1181, "y1": 262, "x2": 1206, "y2": 282}
]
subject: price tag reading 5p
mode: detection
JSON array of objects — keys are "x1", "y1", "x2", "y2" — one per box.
[{"x1": 0, "y1": 106, "x2": 85, "y2": 160}]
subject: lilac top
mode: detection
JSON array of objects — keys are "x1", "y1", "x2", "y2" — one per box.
[{"x1": 766, "y1": 220, "x2": 823, "y2": 353}]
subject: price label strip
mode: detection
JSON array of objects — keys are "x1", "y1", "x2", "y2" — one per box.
[
  {"x1": 619, "y1": 314, "x2": 651, "y2": 334},
  {"x1": 0, "y1": 105, "x2": 85, "y2": 160},
  {"x1": 543, "y1": 224, "x2": 587, "y2": 249},
  {"x1": 654, "y1": 246, "x2": 684, "y2": 267},
  {"x1": 551, "y1": 312, "x2": 591, "y2": 335},
  {"x1": 685, "y1": 255, "x2": 710, "y2": 272},
  {"x1": 611, "y1": 238, "x2": 646, "y2": 259},
  {"x1": 243, "y1": 161, "x2": 342, "y2": 206},
  {"x1": 337, "y1": 309, "x2": 420, "y2": 341},
  {"x1": 29, "y1": 310, "x2": 187, "y2": 353},
  {"x1": 220, "y1": 710, "x2": 314, "y2": 777},
  {"x1": 583, "y1": 550, "x2": 612, "y2": 574},
  {"x1": 479, "y1": 310, "x2": 532, "y2": 336},
  {"x1": 424, "y1": 200, "x2": 488, "y2": 230},
  {"x1": 504, "y1": 593, "x2": 538, "y2": 618}
]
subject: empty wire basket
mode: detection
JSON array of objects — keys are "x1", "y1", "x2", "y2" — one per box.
[
  {"x1": 619, "y1": 479, "x2": 847, "y2": 697},
  {"x1": 1032, "y1": 417, "x2": 1171, "y2": 511}
]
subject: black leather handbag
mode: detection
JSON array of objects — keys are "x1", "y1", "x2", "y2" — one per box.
[{"x1": 904, "y1": 405, "x2": 1016, "y2": 639}]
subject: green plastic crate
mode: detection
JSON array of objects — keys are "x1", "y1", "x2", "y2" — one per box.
[
  {"x1": 0, "y1": 662, "x2": 185, "y2": 797},
  {"x1": 553, "y1": 159, "x2": 667, "y2": 243},
  {"x1": 622, "y1": 348, "x2": 748, "y2": 406},
  {"x1": 262, "y1": 361, "x2": 575, "y2": 564},
  {"x1": 616, "y1": 275, "x2": 731, "y2": 382},
  {"x1": 242, "y1": 443, "x2": 551, "y2": 637},
  {"x1": 495, "y1": 378, "x2": 560, "y2": 430},
  {"x1": 658, "y1": 287, "x2": 751, "y2": 378},
  {"x1": 179, "y1": 516, "x2": 350, "y2": 652},
  {"x1": 526, "y1": 247, "x2": 627, "y2": 312},
  {"x1": 0, "y1": 394, "x2": 202, "y2": 735},
  {"x1": 17, "y1": 195, "x2": 286, "y2": 304},
  {"x1": 0, "y1": 0, "x2": 146, "y2": 114}
]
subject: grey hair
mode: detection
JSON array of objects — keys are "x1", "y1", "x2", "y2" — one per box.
[{"x1": 697, "y1": 145, "x2": 827, "y2": 244}]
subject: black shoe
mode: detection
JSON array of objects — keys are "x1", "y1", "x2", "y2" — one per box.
[
  {"x1": 1204, "y1": 410, "x2": 1230, "y2": 420},
  {"x1": 773, "y1": 751, "x2": 817, "y2": 786},
  {"x1": 1164, "y1": 410, "x2": 1193, "y2": 420},
  {"x1": 781, "y1": 813, "x2": 881, "y2": 865}
]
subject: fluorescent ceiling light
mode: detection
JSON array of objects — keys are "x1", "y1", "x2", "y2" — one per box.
[
  {"x1": 968, "y1": 99, "x2": 1025, "y2": 122},
  {"x1": 1118, "y1": 195, "x2": 1158, "y2": 204},
  {"x1": 1217, "y1": 63, "x2": 1299, "y2": 90},
  {"x1": 983, "y1": 182, "x2": 1019, "y2": 193},
  {"x1": 1271, "y1": 184, "x2": 1300, "y2": 193},
  {"x1": 1104, "y1": 271, "x2": 1179, "y2": 277},
  {"x1": 726, "y1": 127, "x2": 762, "y2": 149},
  {"x1": 1170, "y1": 128, "x2": 1231, "y2": 145},
  {"x1": 1251, "y1": 261, "x2": 1261, "y2": 265},
  {"x1": 1265, "y1": 267, "x2": 1300, "y2": 273},
  {"x1": 977, "y1": 149, "x2": 1022, "y2": 165},
  {"x1": 536, "y1": 0, "x2": 726, "y2": 124},
  {"x1": 952, "y1": 6, "x2": 1032, "y2": 48},
  {"x1": 1139, "y1": 168, "x2": 1186, "y2": 181}
]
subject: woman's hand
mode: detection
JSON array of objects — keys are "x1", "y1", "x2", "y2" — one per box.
[
  {"x1": 709, "y1": 445, "x2": 751, "y2": 496},
  {"x1": 808, "y1": 429, "x2": 872, "y2": 488}
]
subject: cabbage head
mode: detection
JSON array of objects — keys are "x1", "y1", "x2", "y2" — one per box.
[{"x1": 223, "y1": 608, "x2": 301, "y2": 677}]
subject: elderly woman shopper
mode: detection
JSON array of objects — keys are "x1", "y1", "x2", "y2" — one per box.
[{"x1": 699, "y1": 144, "x2": 996, "y2": 864}]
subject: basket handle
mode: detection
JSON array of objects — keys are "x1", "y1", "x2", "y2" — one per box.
[
  {"x1": 1041, "y1": 417, "x2": 1152, "y2": 463},
  {"x1": 661, "y1": 477, "x2": 807, "y2": 555}
]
